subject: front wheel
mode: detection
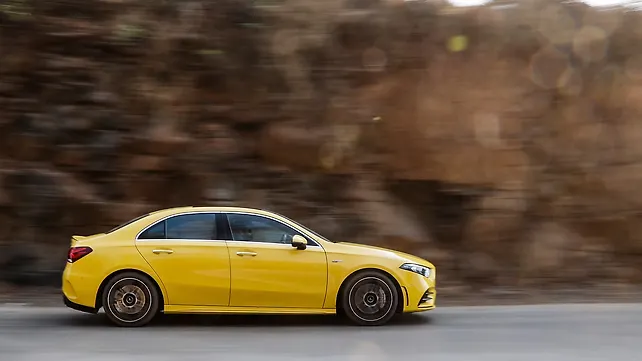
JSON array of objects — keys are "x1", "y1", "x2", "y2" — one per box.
[
  {"x1": 340, "y1": 271, "x2": 399, "y2": 326},
  {"x1": 102, "y1": 272, "x2": 160, "y2": 327}
]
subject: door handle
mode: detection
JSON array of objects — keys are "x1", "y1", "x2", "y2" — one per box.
[
  {"x1": 152, "y1": 249, "x2": 174, "y2": 254},
  {"x1": 236, "y1": 251, "x2": 257, "y2": 257}
]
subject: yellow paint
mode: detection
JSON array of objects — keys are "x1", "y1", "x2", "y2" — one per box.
[
  {"x1": 135, "y1": 240, "x2": 230, "y2": 306},
  {"x1": 62, "y1": 206, "x2": 436, "y2": 315},
  {"x1": 226, "y1": 241, "x2": 328, "y2": 308}
]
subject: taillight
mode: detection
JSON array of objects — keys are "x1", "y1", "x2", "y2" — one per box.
[{"x1": 67, "y1": 246, "x2": 93, "y2": 263}]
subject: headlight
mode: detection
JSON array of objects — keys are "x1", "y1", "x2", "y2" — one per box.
[{"x1": 400, "y1": 263, "x2": 431, "y2": 278}]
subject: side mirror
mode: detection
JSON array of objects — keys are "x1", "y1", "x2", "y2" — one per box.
[{"x1": 291, "y1": 235, "x2": 307, "y2": 250}]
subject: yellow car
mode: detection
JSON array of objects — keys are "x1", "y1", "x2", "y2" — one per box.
[{"x1": 63, "y1": 207, "x2": 436, "y2": 327}]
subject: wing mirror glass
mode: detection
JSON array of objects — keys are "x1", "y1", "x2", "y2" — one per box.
[{"x1": 291, "y1": 235, "x2": 307, "y2": 250}]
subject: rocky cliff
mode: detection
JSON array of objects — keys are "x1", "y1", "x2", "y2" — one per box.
[{"x1": 1, "y1": 0, "x2": 642, "y2": 291}]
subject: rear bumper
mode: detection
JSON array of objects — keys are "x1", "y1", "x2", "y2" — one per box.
[
  {"x1": 62, "y1": 262, "x2": 102, "y2": 310},
  {"x1": 63, "y1": 294, "x2": 98, "y2": 314}
]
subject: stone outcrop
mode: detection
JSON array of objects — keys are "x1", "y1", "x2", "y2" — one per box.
[{"x1": 1, "y1": 0, "x2": 642, "y2": 289}]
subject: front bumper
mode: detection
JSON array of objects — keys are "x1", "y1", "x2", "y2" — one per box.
[{"x1": 398, "y1": 269, "x2": 436, "y2": 313}]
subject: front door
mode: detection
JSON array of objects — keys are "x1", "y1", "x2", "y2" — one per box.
[
  {"x1": 224, "y1": 213, "x2": 328, "y2": 309},
  {"x1": 135, "y1": 212, "x2": 230, "y2": 306}
]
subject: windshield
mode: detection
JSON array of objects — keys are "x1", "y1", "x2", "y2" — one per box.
[{"x1": 106, "y1": 213, "x2": 150, "y2": 234}]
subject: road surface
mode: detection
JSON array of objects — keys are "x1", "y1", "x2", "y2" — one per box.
[{"x1": 0, "y1": 303, "x2": 641, "y2": 361}]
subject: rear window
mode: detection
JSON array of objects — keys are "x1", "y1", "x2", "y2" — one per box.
[
  {"x1": 166, "y1": 214, "x2": 216, "y2": 240},
  {"x1": 106, "y1": 213, "x2": 151, "y2": 234},
  {"x1": 139, "y1": 220, "x2": 166, "y2": 239}
]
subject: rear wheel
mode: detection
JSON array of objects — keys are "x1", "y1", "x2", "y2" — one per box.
[
  {"x1": 340, "y1": 271, "x2": 399, "y2": 326},
  {"x1": 102, "y1": 272, "x2": 159, "y2": 327}
]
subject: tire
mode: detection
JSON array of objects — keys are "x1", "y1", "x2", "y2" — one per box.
[
  {"x1": 102, "y1": 272, "x2": 160, "y2": 327},
  {"x1": 340, "y1": 270, "x2": 399, "y2": 326}
]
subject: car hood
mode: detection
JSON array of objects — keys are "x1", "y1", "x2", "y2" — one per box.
[{"x1": 333, "y1": 242, "x2": 435, "y2": 268}]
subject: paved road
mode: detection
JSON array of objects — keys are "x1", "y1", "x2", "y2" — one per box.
[{"x1": 0, "y1": 303, "x2": 641, "y2": 361}]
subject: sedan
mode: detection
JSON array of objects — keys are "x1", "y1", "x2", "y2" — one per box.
[{"x1": 63, "y1": 206, "x2": 436, "y2": 326}]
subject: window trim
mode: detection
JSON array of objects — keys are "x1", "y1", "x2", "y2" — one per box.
[
  {"x1": 135, "y1": 211, "x2": 325, "y2": 248},
  {"x1": 135, "y1": 212, "x2": 221, "y2": 242},
  {"x1": 223, "y1": 212, "x2": 321, "y2": 247}
]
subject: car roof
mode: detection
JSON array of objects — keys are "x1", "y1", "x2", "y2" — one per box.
[
  {"x1": 112, "y1": 206, "x2": 289, "y2": 235},
  {"x1": 152, "y1": 206, "x2": 280, "y2": 216}
]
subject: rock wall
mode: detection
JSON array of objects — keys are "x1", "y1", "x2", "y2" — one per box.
[{"x1": 1, "y1": 0, "x2": 642, "y2": 289}]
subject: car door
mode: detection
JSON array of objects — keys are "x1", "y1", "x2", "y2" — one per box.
[
  {"x1": 135, "y1": 212, "x2": 230, "y2": 306},
  {"x1": 224, "y1": 213, "x2": 328, "y2": 309}
]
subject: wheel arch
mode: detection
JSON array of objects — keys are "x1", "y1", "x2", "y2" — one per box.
[
  {"x1": 336, "y1": 268, "x2": 405, "y2": 314},
  {"x1": 95, "y1": 269, "x2": 166, "y2": 312}
]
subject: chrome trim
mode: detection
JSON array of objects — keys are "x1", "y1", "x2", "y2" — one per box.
[
  {"x1": 225, "y1": 240, "x2": 324, "y2": 249},
  {"x1": 136, "y1": 238, "x2": 228, "y2": 243},
  {"x1": 135, "y1": 210, "x2": 323, "y2": 249}
]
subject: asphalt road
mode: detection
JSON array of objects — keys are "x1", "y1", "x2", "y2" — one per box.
[{"x1": 0, "y1": 303, "x2": 641, "y2": 361}]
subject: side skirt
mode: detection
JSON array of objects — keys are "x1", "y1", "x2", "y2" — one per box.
[{"x1": 164, "y1": 305, "x2": 336, "y2": 315}]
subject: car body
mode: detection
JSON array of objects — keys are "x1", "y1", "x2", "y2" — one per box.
[{"x1": 63, "y1": 206, "x2": 436, "y2": 326}]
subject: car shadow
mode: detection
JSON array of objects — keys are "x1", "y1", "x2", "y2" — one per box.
[{"x1": 59, "y1": 311, "x2": 433, "y2": 328}]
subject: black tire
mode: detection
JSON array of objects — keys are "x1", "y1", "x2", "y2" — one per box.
[
  {"x1": 101, "y1": 272, "x2": 160, "y2": 327},
  {"x1": 340, "y1": 270, "x2": 399, "y2": 326}
]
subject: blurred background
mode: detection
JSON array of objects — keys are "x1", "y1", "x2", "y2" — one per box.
[{"x1": 1, "y1": 0, "x2": 642, "y2": 304}]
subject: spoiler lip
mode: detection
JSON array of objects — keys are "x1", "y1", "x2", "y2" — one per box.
[
  {"x1": 70, "y1": 235, "x2": 87, "y2": 246},
  {"x1": 70, "y1": 234, "x2": 105, "y2": 246}
]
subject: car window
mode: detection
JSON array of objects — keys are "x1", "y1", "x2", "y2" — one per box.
[
  {"x1": 227, "y1": 214, "x2": 301, "y2": 244},
  {"x1": 166, "y1": 213, "x2": 217, "y2": 240},
  {"x1": 138, "y1": 220, "x2": 166, "y2": 239}
]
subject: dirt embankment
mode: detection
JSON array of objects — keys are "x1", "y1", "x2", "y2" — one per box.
[{"x1": 1, "y1": 0, "x2": 642, "y2": 292}]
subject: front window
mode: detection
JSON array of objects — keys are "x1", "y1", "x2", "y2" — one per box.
[{"x1": 227, "y1": 214, "x2": 301, "y2": 244}]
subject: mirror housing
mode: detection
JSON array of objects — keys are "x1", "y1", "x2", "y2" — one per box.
[{"x1": 291, "y1": 235, "x2": 307, "y2": 250}]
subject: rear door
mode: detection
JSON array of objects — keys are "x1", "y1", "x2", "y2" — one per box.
[{"x1": 135, "y1": 212, "x2": 231, "y2": 306}]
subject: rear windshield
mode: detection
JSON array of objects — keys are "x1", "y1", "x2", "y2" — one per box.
[{"x1": 106, "y1": 213, "x2": 150, "y2": 234}]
